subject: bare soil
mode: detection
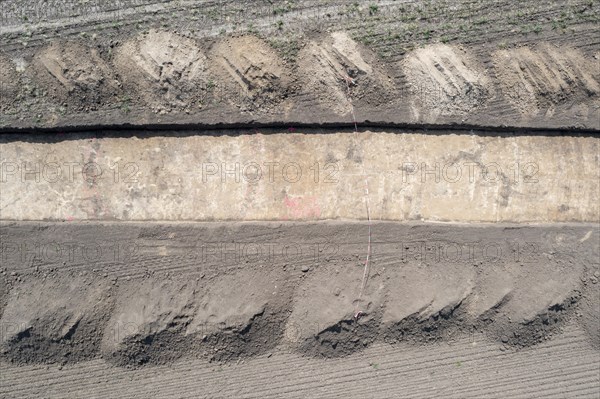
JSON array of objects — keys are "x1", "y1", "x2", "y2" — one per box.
[
  {"x1": 402, "y1": 43, "x2": 491, "y2": 120},
  {"x1": 208, "y1": 35, "x2": 295, "y2": 113},
  {"x1": 1, "y1": 221, "x2": 597, "y2": 367},
  {"x1": 0, "y1": 0, "x2": 598, "y2": 130},
  {"x1": 0, "y1": 1, "x2": 598, "y2": 397},
  {"x1": 113, "y1": 30, "x2": 209, "y2": 113}
]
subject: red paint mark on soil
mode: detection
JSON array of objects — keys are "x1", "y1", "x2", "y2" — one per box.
[{"x1": 283, "y1": 195, "x2": 321, "y2": 220}]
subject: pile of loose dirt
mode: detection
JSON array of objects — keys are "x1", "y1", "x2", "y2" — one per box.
[
  {"x1": 0, "y1": 223, "x2": 597, "y2": 366},
  {"x1": 188, "y1": 268, "x2": 290, "y2": 362},
  {"x1": 102, "y1": 278, "x2": 198, "y2": 366},
  {"x1": 102, "y1": 268, "x2": 290, "y2": 366},
  {"x1": 32, "y1": 42, "x2": 118, "y2": 110},
  {"x1": 493, "y1": 44, "x2": 600, "y2": 116},
  {"x1": 208, "y1": 36, "x2": 294, "y2": 113},
  {"x1": 402, "y1": 44, "x2": 491, "y2": 120},
  {"x1": 113, "y1": 30, "x2": 208, "y2": 113},
  {"x1": 382, "y1": 261, "x2": 475, "y2": 343},
  {"x1": 284, "y1": 263, "x2": 385, "y2": 357},
  {"x1": 474, "y1": 257, "x2": 584, "y2": 347},
  {"x1": 0, "y1": 277, "x2": 113, "y2": 364},
  {"x1": 297, "y1": 32, "x2": 395, "y2": 115}
]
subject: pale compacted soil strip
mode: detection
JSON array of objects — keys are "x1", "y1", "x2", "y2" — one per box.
[{"x1": 0, "y1": 132, "x2": 597, "y2": 222}]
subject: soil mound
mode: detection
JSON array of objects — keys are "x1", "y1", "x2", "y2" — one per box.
[
  {"x1": 102, "y1": 278, "x2": 198, "y2": 366},
  {"x1": 0, "y1": 224, "x2": 596, "y2": 366},
  {"x1": 208, "y1": 35, "x2": 293, "y2": 112},
  {"x1": 1, "y1": 277, "x2": 113, "y2": 364},
  {"x1": 102, "y1": 268, "x2": 289, "y2": 366},
  {"x1": 298, "y1": 32, "x2": 395, "y2": 115},
  {"x1": 113, "y1": 30, "x2": 208, "y2": 113},
  {"x1": 32, "y1": 42, "x2": 118, "y2": 109},
  {"x1": 475, "y1": 258, "x2": 584, "y2": 347},
  {"x1": 285, "y1": 263, "x2": 385, "y2": 357},
  {"x1": 493, "y1": 44, "x2": 600, "y2": 116},
  {"x1": 382, "y1": 262, "x2": 475, "y2": 343},
  {"x1": 188, "y1": 268, "x2": 290, "y2": 362},
  {"x1": 402, "y1": 44, "x2": 491, "y2": 120}
]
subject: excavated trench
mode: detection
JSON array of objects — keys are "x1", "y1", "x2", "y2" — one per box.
[
  {"x1": 0, "y1": 12, "x2": 598, "y2": 398},
  {"x1": 1, "y1": 124, "x2": 599, "y2": 369}
]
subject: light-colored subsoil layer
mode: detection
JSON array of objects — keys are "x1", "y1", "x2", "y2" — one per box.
[{"x1": 1, "y1": 131, "x2": 597, "y2": 222}]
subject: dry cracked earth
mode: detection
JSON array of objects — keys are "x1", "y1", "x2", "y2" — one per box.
[{"x1": 0, "y1": 1, "x2": 599, "y2": 398}]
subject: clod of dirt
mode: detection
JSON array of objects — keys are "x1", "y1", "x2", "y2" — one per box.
[
  {"x1": 285, "y1": 264, "x2": 385, "y2": 357},
  {"x1": 493, "y1": 44, "x2": 600, "y2": 116},
  {"x1": 0, "y1": 54, "x2": 20, "y2": 112},
  {"x1": 383, "y1": 262, "x2": 475, "y2": 343},
  {"x1": 208, "y1": 36, "x2": 292, "y2": 112},
  {"x1": 187, "y1": 268, "x2": 289, "y2": 362},
  {"x1": 0, "y1": 277, "x2": 113, "y2": 364},
  {"x1": 32, "y1": 42, "x2": 118, "y2": 107},
  {"x1": 402, "y1": 44, "x2": 491, "y2": 120},
  {"x1": 102, "y1": 279, "x2": 198, "y2": 366},
  {"x1": 297, "y1": 32, "x2": 395, "y2": 115},
  {"x1": 113, "y1": 30, "x2": 208, "y2": 112}
]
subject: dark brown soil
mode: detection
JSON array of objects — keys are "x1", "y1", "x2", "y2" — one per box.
[{"x1": 1, "y1": 221, "x2": 597, "y2": 366}]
